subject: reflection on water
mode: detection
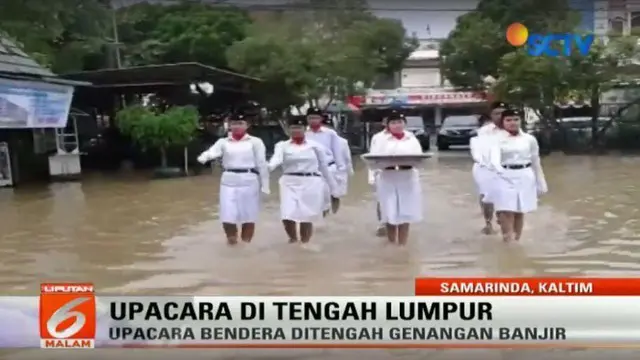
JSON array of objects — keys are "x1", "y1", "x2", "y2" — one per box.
[{"x1": 1, "y1": 153, "x2": 640, "y2": 358}]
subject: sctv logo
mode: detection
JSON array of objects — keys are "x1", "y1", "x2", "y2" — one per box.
[{"x1": 506, "y1": 23, "x2": 594, "y2": 56}]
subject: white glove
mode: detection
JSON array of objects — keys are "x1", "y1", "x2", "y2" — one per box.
[
  {"x1": 261, "y1": 186, "x2": 270, "y2": 195},
  {"x1": 537, "y1": 183, "x2": 548, "y2": 195},
  {"x1": 197, "y1": 155, "x2": 208, "y2": 164},
  {"x1": 367, "y1": 170, "x2": 376, "y2": 185}
]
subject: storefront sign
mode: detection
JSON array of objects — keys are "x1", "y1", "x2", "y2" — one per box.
[
  {"x1": 365, "y1": 89, "x2": 486, "y2": 105},
  {"x1": 0, "y1": 78, "x2": 74, "y2": 129}
]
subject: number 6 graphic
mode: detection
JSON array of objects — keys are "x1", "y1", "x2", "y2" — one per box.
[{"x1": 47, "y1": 297, "x2": 90, "y2": 338}]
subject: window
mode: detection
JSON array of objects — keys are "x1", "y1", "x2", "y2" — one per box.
[
  {"x1": 610, "y1": 17, "x2": 624, "y2": 34},
  {"x1": 632, "y1": 12, "x2": 640, "y2": 29},
  {"x1": 442, "y1": 116, "x2": 478, "y2": 127},
  {"x1": 33, "y1": 128, "x2": 58, "y2": 154}
]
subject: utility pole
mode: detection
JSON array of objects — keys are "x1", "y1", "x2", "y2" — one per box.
[{"x1": 111, "y1": 0, "x2": 122, "y2": 68}]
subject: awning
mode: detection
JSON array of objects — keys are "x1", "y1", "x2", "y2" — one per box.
[
  {"x1": 60, "y1": 62, "x2": 260, "y2": 91},
  {"x1": 324, "y1": 100, "x2": 359, "y2": 113}
]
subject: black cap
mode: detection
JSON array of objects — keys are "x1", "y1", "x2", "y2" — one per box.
[
  {"x1": 478, "y1": 114, "x2": 491, "y2": 124},
  {"x1": 491, "y1": 101, "x2": 508, "y2": 110},
  {"x1": 387, "y1": 109, "x2": 405, "y2": 121},
  {"x1": 306, "y1": 107, "x2": 323, "y2": 116},
  {"x1": 501, "y1": 108, "x2": 522, "y2": 118},
  {"x1": 228, "y1": 109, "x2": 251, "y2": 122},
  {"x1": 288, "y1": 115, "x2": 307, "y2": 126}
]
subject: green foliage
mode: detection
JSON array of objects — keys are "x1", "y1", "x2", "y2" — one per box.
[
  {"x1": 0, "y1": 0, "x2": 111, "y2": 73},
  {"x1": 116, "y1": 2, "x2": 251, "y2": 67},
  {"x1": 492, "y1": 49, "x2": 573, "y2": 115},
  {"x1": 226, "y1": 1, "x2": 417, "y2": 110},
  {"x1": 116, "y1": 105, "x2": 199, "y2": 151},
  {"x1": 440, "y1": 0, "x2": 579, "y2": 89}
]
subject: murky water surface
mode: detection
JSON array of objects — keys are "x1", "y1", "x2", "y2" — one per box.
[{"x1": 2, "y1": 152, "x2": 640, "y2": 359}]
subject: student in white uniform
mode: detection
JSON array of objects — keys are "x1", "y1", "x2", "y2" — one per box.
[
  {"x1": 473, "y1": 102, "x2": 507, "y2": 233},
  {"x1": 489, "y1": 108, "x2": 548, "y2": 242},
  {"x1": 367, "y1": 117, "x2": 389, "y2": 237},
  {"x1": 369, "y1": 110, "x2": 423, "y2": 245},
  {"x1": 305, "y1": 107, "x2": 344, "y2": 216},
  {"x1": 322, "y1": 115, "x2": 353, "y2": 212},
  {"x1": 197, "y1": 110, "x2": 270, "y2": 244},
  {"x1": 269, "y1": 116, "x2": 338, "y2": 243}
]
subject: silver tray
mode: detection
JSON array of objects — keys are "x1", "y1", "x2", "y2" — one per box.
[
  {"x1": 361, "y1": 153, "x2": 432, "y2": 169},
  {"x1": 361, "y1": 153, "x2": 432, "y2": 161}
]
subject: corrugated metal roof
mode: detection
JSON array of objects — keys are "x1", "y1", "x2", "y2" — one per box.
[{"x1": 0, "y1": 35, "x2": 55, "y2": 77}]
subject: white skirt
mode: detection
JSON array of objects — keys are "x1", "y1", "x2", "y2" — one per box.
[
  {"x1": 322, "y1": 164, "x2": 338, "y2": 210},
  {"x1": 333, "y1": 170, "x2": 349, "y2": 197},
  {"x1": 376, "y1": 169, "x2": 422, "y2": 225},
  {"x1": 280, "y1": 174, "x2": 325, "y2": 222},
  {"x1": 493, "y1": 167, "x2": 538, "y2": 213},
  {"x1": 472, "y1": 163, "x2": 497, "y2": 203},
  {"x1": 219, "y1": 173, "x2": 261, "y2": 223}
]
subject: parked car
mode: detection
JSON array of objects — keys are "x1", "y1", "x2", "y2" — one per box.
[
  {"x1": 405, "y1": 116, "x2": 430, "y2": 151},
  {"x1": 436, "y1": 115, "x2": 479, "y2": 150}
]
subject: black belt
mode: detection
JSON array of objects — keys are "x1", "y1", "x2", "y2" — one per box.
[
  {"x1": 224, "y1": 168, "x2": 258, "y2": 174},
  {"x1": 502, "y1": 163, "x2": 531, "y2": 170},
  {"x1": 384, "y1": 165, "x2": 413, "y2": 170},
  {"x1": 285, "y1": 172, "x2": 321, "y2": 177},
  {"x1": 328, "y1": 161, "x2": 336, "y2": 166}
]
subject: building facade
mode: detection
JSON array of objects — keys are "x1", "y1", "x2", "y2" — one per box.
[{"x1": 364, "y1": 39, "x2": 487, "y2": 126}]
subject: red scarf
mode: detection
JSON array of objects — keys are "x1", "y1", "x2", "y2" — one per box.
[
  {"x1": 507, "y1": 130, "x2": 519, "y2": 136},
  {"x1": 291, "y1": 136, "x2": 305, "y2": 145},
  {"x1": 230, "y1": 129, "x2": 246, "y2": 141},
  {"x1": 309, "y1": 123, "x2": 322, "y2": 132},
  {"x1": 391, "y1": 131, "x2": 404, "y2": 140}
]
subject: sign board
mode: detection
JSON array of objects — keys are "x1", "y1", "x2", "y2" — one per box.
[
  {"x1": 365, "y1": 89, "x2": 486, "y2": 106},
  {"x1": 0, "y1": 78, "x2": 74, "y2": 129}
]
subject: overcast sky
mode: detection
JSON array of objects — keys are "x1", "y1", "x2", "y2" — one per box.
[{"x1": 112, "y1": 0, "x2": 595, "y2": 39}]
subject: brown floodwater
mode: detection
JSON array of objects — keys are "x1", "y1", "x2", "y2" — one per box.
[{"x1": 1, "y1": 152, "x2": 640, "y2": 359}]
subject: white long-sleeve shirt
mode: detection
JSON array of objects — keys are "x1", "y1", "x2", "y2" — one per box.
[
  {"x1": 489, "y1": 130, "x2": 548, "y2": 193},
  {"x1": 367, "y1": 130, "x2": 388, "y2": 184},
  {"x1": 305, "y1": 126, "x2": 345, "y2": 171},
  {"x1": 268, "y1": 139, "x2": 338, "y2": 194},
  {"x1": 471, "y1": 122, "x2": 501, "y2": 168},
  {"x1": 197, "y1": 135, "x2": 269, "y2": 191},
  {"x1": 367, "y1": 131, "x2": 422, "y2": 181},
  {"x1": 338, "y1": 136, "x2": 353, "y2": 175}
]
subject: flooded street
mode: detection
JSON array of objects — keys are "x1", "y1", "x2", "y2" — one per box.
[{"x1": 2, "y1": 152, "x2": 640, "y2": 359}]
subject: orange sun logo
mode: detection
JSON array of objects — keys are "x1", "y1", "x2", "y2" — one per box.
[{"x1": 506, "y1": 23, "x2": 529, "y2": 46}]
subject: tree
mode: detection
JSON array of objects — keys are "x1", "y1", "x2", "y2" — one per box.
[
  {"x1": 490, "y1": 49, "x2": 573, "y2": 124},
  {"x1": 492, "y1": 36, "x2": 640, "y2": 149},
  {"x1": 440, "y1": 0, "x2": 579, "y2": 89},
  {"x1": 116, "y1": 2, "x2": 251, "y2": 68},
  {"x1": 0, "y1": 0, "x2": 111, "y2": 72},
  {"x1": 226, "y1": 2, "x2": 417, "y2": 111},
  {"x1": 566, "y1": 36, "x2": 640, "y2": 147},
  {"x1": 116, "y1": 105, "x2": 199, "y2": 169}
]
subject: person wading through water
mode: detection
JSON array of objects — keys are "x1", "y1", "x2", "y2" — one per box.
[
  {"x1": 268, "y1": 115, "x2": 339, "y2": 243},
  {"x1": 197, "y1": 108, "x2": 270, "y2": 244}
]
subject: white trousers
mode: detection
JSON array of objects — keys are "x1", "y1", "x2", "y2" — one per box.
[
  {"x1": 219, "y1": 172, "x2": 260, "y2": 224},
  {"x1": 322, "y1": 164, "x2": 338, "y2": 210},
  {"x1": 472, "y1": 163, "x2": 497, "y2": 204},
  {"x1": 280, "y1": 175, "x2": 325, "y2": 222},
  {"x1": 376, "y1": 169, "x2": 422, "y2": 225},
  {"x1": 493, "y1": 167, "x2": 538, "y2": 213}
]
